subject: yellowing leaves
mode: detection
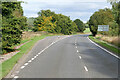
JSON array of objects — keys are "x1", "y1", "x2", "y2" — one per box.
[{"x1": 37, "y1": 16, "x2": 56, "y2": 32}]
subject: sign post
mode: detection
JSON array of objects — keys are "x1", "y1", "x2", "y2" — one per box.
[{"x1": 98, "y1": 25, "x2": 109, "y2": 36}]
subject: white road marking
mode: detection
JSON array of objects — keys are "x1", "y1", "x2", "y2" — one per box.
[
  {"x1": 77, "y1": 50, "x2": 79, "y2": 53},
  {"x1": 76, "y1": 46, "x2": 77, "y2": 48},
  {"x1": 79, "y1": 56, "x2": 82, "y2": 59},
  {"x1": 84, "y1": 66, "x2": 88, "y2": 71},
  {"x1": 14, "y1": 76, "x2": 19, "y2": 78},
  {"x1": 34, "y1": 56, "x2": 37, "y2": 58},
  {"x1": 31, "y1": 58, "x2": 35, "y2": 60},
  {"x1": 21, "y1": 66, "x2": 25, "y2": 69},
  {"x1": 28, "y1": 60, "x2": 32, "y2": 63},
  {"x1": 87, "y1": 37, "x2": 120, "y2": 59},
  {"x1": 36, "y1": 54, "x2": 39, "y2": 57},
  {"x1": 19, "y1": 36, "x2": 71, "y2": 71},
  {"x1": 24, "y1": 63, "x2": 28, "y2": 66}
]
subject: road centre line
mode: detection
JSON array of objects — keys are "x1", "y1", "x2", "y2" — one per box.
[
  {"x1": 24, "y1": 63, "x2": 28, "y2": 66},
  {"x1": 79, "y1": 56, "x2": 82, "y2": 59},
  {"x1": 20, "y1": 66, "x2": 25, "y2": 69},
  {"x1": 84, "y1": 66, "x2": 88, "y2": 71},
  {"x1": 77, "y1": 50, "x2": 79, "y2": 53},
  {"x1": 87, "y1": 37, "x2": 120, "y2": 59}
]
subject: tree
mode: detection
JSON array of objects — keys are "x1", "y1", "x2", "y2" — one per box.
[
  {"x1": 34, "y1": 10, "x2": 78, "y2": 35},
  {"x1": 88, "y1": 8, "x2": 114, "y2": 36},
  {"x1": 2, "y1": 2, "x2": 26, "y2": 54},
  {"x1": 74, "y1": 19, "x2": 85, "y2": 32},
  {"x1": 112, "y1": 1, "x2": 120, "y2": 35}
]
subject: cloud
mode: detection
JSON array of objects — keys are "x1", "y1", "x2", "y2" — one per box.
[{"x1": 19, "y1": 0, "x2": 111, "y2": 22}]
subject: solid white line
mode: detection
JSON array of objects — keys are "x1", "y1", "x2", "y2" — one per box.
[
  {"x1": 21, "y1": 66, "x2": 25, "y2": 69},
  {"x1": 84, "y1": 66, "x2": 88, "y2": 71},
  {"x1": 24, "y1": 63, "x2": 28, "y2": 66},
  {"x1": 87, "y1": 37, "x2": 120, "y2": 59},
  {"x1": 77, "y1": 50, "x2": 79, "y2": 53},
  {"x1": 79, "y1": 56, "x2": 82, "y2": 59}
]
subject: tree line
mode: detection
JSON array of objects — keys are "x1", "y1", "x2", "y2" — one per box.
[
  {"x1": 1, "y1": 3, "x2": 85, "y2": 54},
  {"x1": 33, "y1": 10, "x2": 85, "y2": 35},
  {"x1": 88, "y1": 1, "x2": 120, "y2": 36},
  {"x1": 2, "y1": 2, "x2": 27, "y2": 54}
]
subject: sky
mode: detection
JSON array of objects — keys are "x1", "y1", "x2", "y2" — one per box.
[{"x1": 18, "y1": 0, "x2": 112, "y2": 23}]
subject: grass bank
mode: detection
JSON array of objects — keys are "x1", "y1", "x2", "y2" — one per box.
[
  {"x1": 88, "y1": 35, "x2": 120, "y2": 55},
  {"x1": 84, "y1": 28, "x2": 91, "y2": 33},
  {"x1": 1, "y1": 34, "x2": 55, "y2": 79}
]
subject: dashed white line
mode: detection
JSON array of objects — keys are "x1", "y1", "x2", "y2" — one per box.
[
  {"x1": 34, "y1": 56, "x2": 37, "y2": 59},
  {"x1": 76, "y1": 46, "x2": 77, "y2": 48},
  {"x1": 24, "y1": 63, "x2": 28, "y2": 66},
  {"x1": 84, "y1": 66, "x2": 88, "y2": 71},
  {"x1": 28, "y1": 60, "x2": 32, "y2": 63},
  {"x1": 21, "y1": 66, "x2": 25, "y2": 69},
  {"x1": 19, "y1": 36, "x2": 71, "y2": 71},
  {"x1": 36, "y1": 54, "x2": 39, "y2": 57},
  {"x1": 77, "y1": 50, "x2": 79, "y2": 53},
  {"x1": 14, "y1": 76, "x2": 19, "y2": 79},
  {"x1": 31, "y1": 58, "x2": 35, "y2": 60},
  {"x1": 79, "y1": 56, "x2": 82, "y2": 59}
]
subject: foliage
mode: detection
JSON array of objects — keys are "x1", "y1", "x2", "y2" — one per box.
[
  {"x1": 112, "y1": 1, "x2": 120, "y2": 35},
  {"x1": 27, "y1": 17, "x2": 35, "y2": 31},
  {"x1": 88, "y1": 8, "x2": 114, "y2": 36},
  {"x1": 74, "y1": 19, "x2": 85, "y2": 32},
  {"x1": 2, "y1": 2, "x2": 27, "y2": 54},
  {"x1": 34, "y1": 10, "x2": 78, "y2": 35},
  {"x1": 89, "y1": 35, "x2": 120, "y2": 54}
]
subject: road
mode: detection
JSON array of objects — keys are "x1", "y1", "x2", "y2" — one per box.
[{"x1": 12, "y1": 34, "x2": 118, "y2": 78}]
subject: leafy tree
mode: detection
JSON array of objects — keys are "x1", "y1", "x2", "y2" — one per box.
[
  {"x1": 74, "y1": 19, "x2": 85, "y2": 32},
  {"x1": 112, "y1": 1, "x2": 120, "y2": 35},
  {"x1": 2, "y1": 2, "x2": 26, "y2": 54},
  {"x1": 88, "y1": 8, "x2": 114, "y2": 36},
  {"x1": 34, "y1": 10, "x2": 77, "y2": 35}
]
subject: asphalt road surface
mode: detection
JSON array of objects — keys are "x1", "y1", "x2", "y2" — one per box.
[{"x1": 12, "y1": 34, "x2": 119, "y2": 78}]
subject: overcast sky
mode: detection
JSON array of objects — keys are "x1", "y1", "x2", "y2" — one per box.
[{"x1": 18, "y1": 0, "x2": 112, "y2": 23}]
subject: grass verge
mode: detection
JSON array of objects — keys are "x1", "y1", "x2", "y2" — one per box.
[
  {"x1": 88, "y1": 35, "x2": 120, "y2": 55},
  {"x1": 84, "y1": 28, "x2": 91, "y2": 33},
  {"x1": 1, "y1": 34, "x2": 54, "y2": 79}
]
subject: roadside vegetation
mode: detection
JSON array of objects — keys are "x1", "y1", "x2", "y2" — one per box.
[
  {"x1": 89, "y1": 35, "x2": 120, "y2": 55},
  {"x1": 88, "y1": 1, "x2": 120, "y2": 49},
  {"x1": 88, "y1": 1, "x2": 120, "y2": 37},
  {"x1": 1, "y1": 2, "x2": 85, "y2": 55},
  {"x1": 1, "y1": 34, "x2": 55, "y2": 78},
  {"x1": 1, "y1": 1, "x2": 85, "y2": 79}
]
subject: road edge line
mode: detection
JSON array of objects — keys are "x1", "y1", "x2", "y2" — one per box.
[{"x1": 87, "y1": 37, "x2": 120, "y2": 59}]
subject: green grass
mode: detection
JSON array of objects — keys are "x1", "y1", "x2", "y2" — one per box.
[
  {"x1": 89, "y1": 35, "x2": 120, "y2": 55},
  {"x1": 1, "y1": 34, "x2": 54, "y2": 79},
  {"x1": 84, "y1": 28, "x2": 91, "y2": 33}
]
